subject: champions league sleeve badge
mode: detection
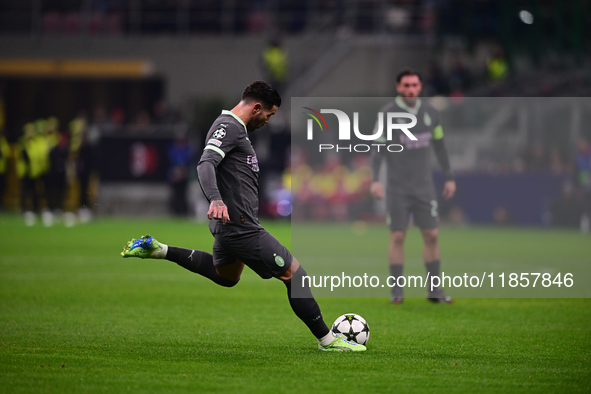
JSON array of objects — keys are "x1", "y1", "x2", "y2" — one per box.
[{"x1": 212, "y1": 128, "x2": 226, "y2": 139}]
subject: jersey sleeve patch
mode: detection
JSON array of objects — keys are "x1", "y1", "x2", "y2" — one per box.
[
  {"x1": 204, "y1": 145, "x2": 225, "y2": 158},
  {"x1": 433, "y1": 125, "x2": 444, "y2": 140},
  {"x1": 212, "y1": 128, "x2": 227, "y2": 139},
  {"x1": 207, "y1": 138, "x2": 222, "y2": 147}
]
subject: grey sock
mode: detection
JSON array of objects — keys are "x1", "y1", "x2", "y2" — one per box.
[
  {"x1": 389, "y1": 264, "x2": 404, "y2": 297},
  {"x1": 425, "y1": 260, "x2": 441, "y2": 290},
  {"x1": 425, "y1": 260, "x2": 440, "y2": 278}
]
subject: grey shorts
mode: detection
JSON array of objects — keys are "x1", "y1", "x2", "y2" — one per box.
[
  {"x1": 386, "y1": 192, "x2": 439, "y2": 231},
  {"x1": 212, "y1": 228, "x2": 293, "y2": 279}
]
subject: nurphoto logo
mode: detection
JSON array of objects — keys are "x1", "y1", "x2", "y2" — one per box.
[{"x1": 302, "y1": 107, "x2": 418, "y2": 153}]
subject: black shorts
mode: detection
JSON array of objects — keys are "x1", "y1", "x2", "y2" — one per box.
[
  {"x1": 386, "y1": 192, "x2": 439, "y2": 231},
  {"x1": 212, "y1": 228, "x2": 293, "y2": 279}
]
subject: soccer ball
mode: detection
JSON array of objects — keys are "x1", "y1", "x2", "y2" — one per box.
[{"x1": 331, "y1": 313, "x2": 370, "y2": 346}]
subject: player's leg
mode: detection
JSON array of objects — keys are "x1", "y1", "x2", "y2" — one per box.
[
  {"x1": 277, "y1": 258, "x2": 365, "y2": 352},
  {"x1": 388, "y1": 230, "x2": 406, "y2": 303},
  {"x1": 22, "y1": 176, "x2": 38, "y2": 226},
  {"x1": 421, "y1": 228, "x2": 453, "y2": 304},
  {"x1": 420, "y1": 228, "x2": 445, "y2": 288},
  {"x1": 389, "y1": 230, "x2": 406, "y2": 265},
  {"x1": 227, "y1": 229, "x2": 364, "y2": 351},
  {"x1": 414, "y1": 196, "x2": 453, "y2": 304},
  {"x1": 167, "y1": 243, "x2": 242, "y2": 287},
  {"x1": 420, "y1": 227, "x2": 440, "y2": 263},
  {"x1": 214, "y1": 260, "x2": 244, "y2": 283},
  {"x1": 386, "y1": 193, "x2": 411, "y2": 303},
  {"x1": 120, "y1": 235, "x2": 241, "y2": 287},
  {"x1": 275, "y1": 258, "x2": 329, "y2": 341},
  {"x1": 419, "y1": 227, "x2": 451, "y2": 302}
]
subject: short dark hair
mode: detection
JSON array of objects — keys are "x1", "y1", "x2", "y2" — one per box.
[
  {"x1": 396, "y1": 68, "x2": 422, "y2": 83},
  {"x1": 242, "y1": 81, "x2": 282, "y2": 109}
]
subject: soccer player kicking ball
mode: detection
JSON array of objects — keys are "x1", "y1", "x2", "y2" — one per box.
[
  {"x1": 121, "y1": 81, "x2": 365, "y2": 352},
  {"x1": 371, "y1": 68, "x2": 456, "y2": 304}
]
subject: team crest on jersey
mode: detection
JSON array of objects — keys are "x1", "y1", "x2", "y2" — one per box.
[
  {"x1": 247, "y1": 155, "x2": 259, "y2": 172},
  {"x1": 212, "y1": 128, "x2": 226, "y2": 139},
  {"x1": 424, "y1": 112, "x2": 432, "y2": 126},
  {"x1": 274, "y1": 253, "x2": 285, "y2": 267},
  {"x1": 207, "y1": 138, "x2": 222, "y2": 147}
]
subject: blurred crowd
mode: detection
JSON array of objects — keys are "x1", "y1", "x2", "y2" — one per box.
[
  {"x1": 0, "y1": 98, "x2": 191, "y2": 225},
  {"x1": 24, "y1": 0, "x2": 435, "y2": 36},
  {"x1": 521, "y1": 143, "x2": 574, "y2": 176},
  {"x1": 287, "y1": 151, "x2": 373, "y2": 222},
  {"x1": 444, "y1": 136, "x2": 591, "y2": 229},
  {"x1": 548, "y1": 137, "x2": 591, "y2": 230},
  {"x1": 2, "y1": 103, "x2": 590, "y2": 229},
  {"x1": 89, "y1": 100, "x2": 184, "y2": 135},
  {"x1": 423, "y1": 44, "x2": 509, "y2": 98},
  {"x1": 0, "y1": 114, "x2": 97, "y2": 226}
]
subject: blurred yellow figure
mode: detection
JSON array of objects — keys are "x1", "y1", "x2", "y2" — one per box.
[
  {"x1": 16, "y1": 123, "x2": 45, "y2": 225},
  {"x1": 46, "y1": 117, "x2": 60, "y2": 148},
  {"x1": 262, "y1": 40, "x2": 288, "y2": 92},
  {"x1": 69, "y1": 114, "x2": 87, "y2": 155},
  {"x1": 0, "y1": 129, "x2": 10, "y2": 210}
]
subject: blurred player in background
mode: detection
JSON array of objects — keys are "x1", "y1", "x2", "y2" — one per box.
[
  {"x1": 47, "y1": 131, "x2": 70, "y2": 221},
  {"x1": 167, "y1": 131, "x2": 193, "y2": 217},
  {"x1": 17, "y1": 123, "x2": 43, "y2": 226},
  {"x1": 40, "y1": 117, "x2": 61, "y2": 226},
  {"x1": 261, "y1": 39, "x2": 288, "y2": 94},
  {"x1": 75, "y1": 129, "x2": 96, "y2": 223},
  {"x1": 0, "y1": 128, "x2": 9, "y2": 211},
  {"x1": 121, "y1": 81, "x2": 365, "y2": 352},
  {"x1": 371, "y1": 68, "x2": 456, "y2": 304}
]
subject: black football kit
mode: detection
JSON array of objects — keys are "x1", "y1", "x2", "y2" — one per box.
[
  {"x1": 197, "y1": 110, "x2": 293, "y2": 279},
  {"x1": 371, "y1": 97, "x2": 453, "y2": 231}
]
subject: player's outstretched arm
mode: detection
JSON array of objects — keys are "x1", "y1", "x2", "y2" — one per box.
[{"x1": 197, "y1": 160, "x2": 230, "y2": 223}]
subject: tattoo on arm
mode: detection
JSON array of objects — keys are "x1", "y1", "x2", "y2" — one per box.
[{"x1": 212, "y1": 200, "x2": 226, "y2": 208}]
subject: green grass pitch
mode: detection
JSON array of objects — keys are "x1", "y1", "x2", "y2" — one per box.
[{"x1": 0, "y1": 214, "x2": 589, "y2": 393}]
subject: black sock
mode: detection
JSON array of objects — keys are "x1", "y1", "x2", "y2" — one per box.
[
  {"x1": 166, "y1": 246, "x2": 238, "y2": 287},
  {"x1": 425, "y1": 260, "x2": 441, "y2": 289},
  {"x1": 284, "y1": 265, "x2": 330, "y2": 339}
]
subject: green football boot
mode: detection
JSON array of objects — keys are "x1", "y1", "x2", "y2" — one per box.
[
  {"x1": 318, "y1": 335, "x2": 367, "y2": 352},
  {"x1": 121, "y1": 235, "x2": 165, "y2": 259}
]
